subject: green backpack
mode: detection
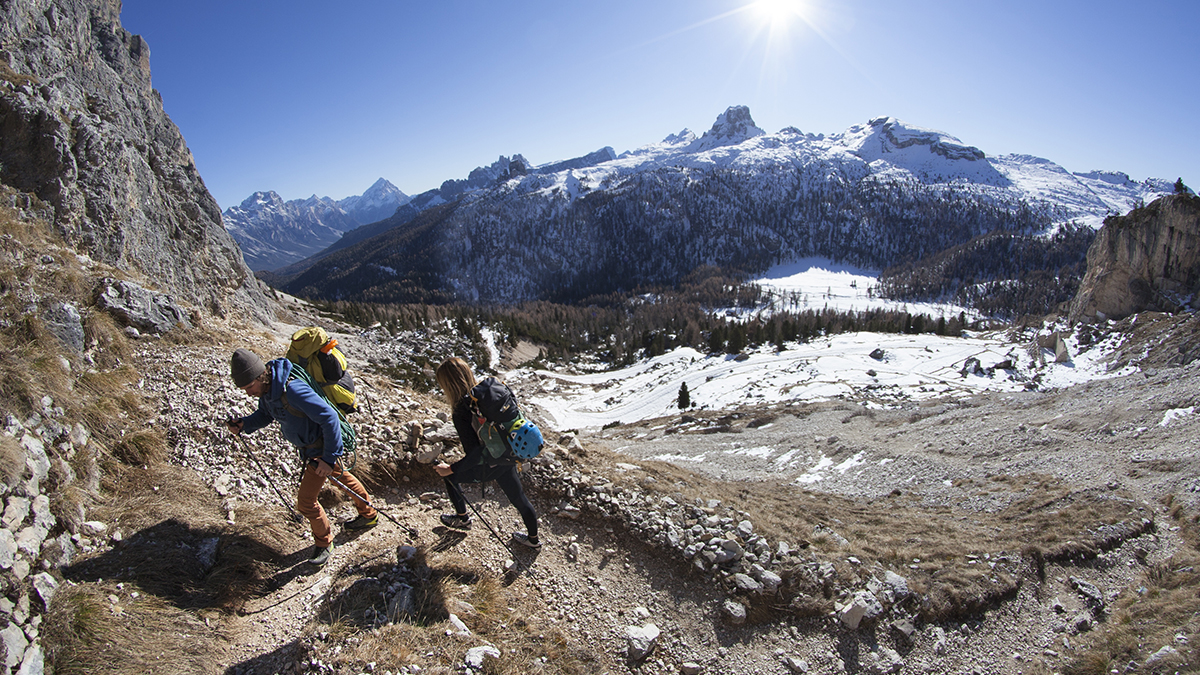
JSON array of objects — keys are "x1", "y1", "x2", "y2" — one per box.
[{"x1": 282, "y1": 362, "x2": 357, "y2": 469}]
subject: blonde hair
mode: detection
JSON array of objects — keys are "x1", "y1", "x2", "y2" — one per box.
[{"x1": 435, "y1": 357, "x2": 477, "y2": 407}]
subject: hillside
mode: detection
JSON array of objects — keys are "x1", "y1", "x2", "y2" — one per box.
[{"x1": 36, "y1": 306, "x2": 1200, "y2": 675}]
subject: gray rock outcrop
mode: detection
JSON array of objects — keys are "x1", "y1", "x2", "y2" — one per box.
[
  {"x1": 1069, "y1": 194, "x2": 1200, "y2": 323},
  {"x1": 0, "y1": 0, "x2": 273, "y2": 322}
]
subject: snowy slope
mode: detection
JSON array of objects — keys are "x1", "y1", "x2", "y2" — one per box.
[{"x1": 518, "y1": 325, "x2": 1131, "y2": 432}]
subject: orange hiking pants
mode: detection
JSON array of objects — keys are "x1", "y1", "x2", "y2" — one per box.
[{"x1": 296, "y1": 463, "x2": 375, "y2": 547}]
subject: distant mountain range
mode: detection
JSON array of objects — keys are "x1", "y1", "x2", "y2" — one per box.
[
  {"x1": 259, "y1": 107, "x2": 1171, "y2": 305},
  {"x1": 223, "y1": 178, "x2": 408, "y2": 270}
]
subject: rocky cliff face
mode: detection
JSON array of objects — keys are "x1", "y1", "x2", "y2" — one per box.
[
  {"x1": 0, "y1": 0, "x2": 272, "y2": 321},
  {"x1": 1069, "y1": 194, "x2": 1200, "y2": 323}
]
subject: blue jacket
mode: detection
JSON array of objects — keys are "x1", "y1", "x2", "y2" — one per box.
[{"x1": 239, "y1": 358, "x2": 343, "y2": 466}]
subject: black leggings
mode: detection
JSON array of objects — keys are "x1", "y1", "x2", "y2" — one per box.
[{"x1": 445, "y1": 464, "x2": 538, "y2": 538}]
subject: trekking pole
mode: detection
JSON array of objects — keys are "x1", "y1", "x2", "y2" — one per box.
[
  {"x1": 228, "y1": 432, "x2": 304, "y2": 524},
  {"x1": 447, "y1": 479, "x2": 517, "y2": 561},
  {"x1": 320, "y1": 467, "x2": 419, "y2": 538}
]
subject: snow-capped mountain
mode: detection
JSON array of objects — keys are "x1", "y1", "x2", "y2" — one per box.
[
  {"x1": 223, "y1": 179, "x2": 409, "y2": 271},
  {"x1": 277, "y1": 107, "x2": 1171, "y2": 304},
  {"x1": 336, "y1": 178, "x2": 410, "y2": 226}
]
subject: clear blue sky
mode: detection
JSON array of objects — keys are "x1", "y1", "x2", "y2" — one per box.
[{"x1": 120, "y1": 0, "x2": 1199, "y2": 210}]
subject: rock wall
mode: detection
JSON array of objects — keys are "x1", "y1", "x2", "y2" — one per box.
[
  {"x1": 0, "y1": 0, "x2": 273, "y2": 322},
  {"x1": 1069, "y1": 194, "x2": 1200, "y2": 323}
]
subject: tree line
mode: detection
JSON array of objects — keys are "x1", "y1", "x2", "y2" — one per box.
[{"x1": 317, "y1": 269, "x2": 973, "y2": 369}]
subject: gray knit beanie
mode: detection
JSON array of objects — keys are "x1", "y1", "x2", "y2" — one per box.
[{"x1": 230, "y1": 348, "x2": 265, "y2": 387}]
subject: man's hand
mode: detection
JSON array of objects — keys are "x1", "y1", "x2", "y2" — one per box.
[
  {"x1": 225, "y1": 418, "x2": 244, "y2": 435},
  {"x1": 313, "y1": 459, "x2": 334, "y2": 477},
  {"x1": 433, "y1": 462, "x2": 453, "y2": 477}
]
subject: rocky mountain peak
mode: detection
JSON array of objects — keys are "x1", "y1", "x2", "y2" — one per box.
[
  {"x1": 1069, "y1": 193, "x2": 1200, "y2": 323},
  {"x1": 688, "y1": 105, "x2": 765, "y2": 152}
]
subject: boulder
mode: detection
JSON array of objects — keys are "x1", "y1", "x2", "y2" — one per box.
[
  {"x1": 41, "y1": 302, "x2": 84, "y2": 353},
  {"x1": 96, "y1": 278, "x2": 192, "y2": 334},
  {"x1": 625, "y1": 623, "x2": 660, "y2": 660},
  {"x1": 722, "y1": 599, "x2": 746, "y2": 625}
]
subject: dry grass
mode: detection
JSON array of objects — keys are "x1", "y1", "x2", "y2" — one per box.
[
  {"x1": 67, "y1": 463, "x2": 300, "y2": 611},
  {"x1": 551, "y1": 442, "x2": 1151, "y2": 624},
  {"x1": 0, "y1": 62, "x2": 38, "y2": 87},
  {"x1": 1059, "y1": 496, "x2": 1200, "y2": 673},
  {"x1": 110, "y1": 428, "x2": 169, "y2": 466},
  {"x1": 0, "y1": 434, "x2": 26, "y2": 486},
  {"x1": 43, "y1": 581, "x2": 225, "y2": 675}
]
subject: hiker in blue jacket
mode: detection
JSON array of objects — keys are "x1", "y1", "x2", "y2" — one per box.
[
  {"x1": 226, "y1": 348, "x2": 376, "y2": 566},
  {"x1": 433, "y1": 357, "x2": 541, "y2": 549}
]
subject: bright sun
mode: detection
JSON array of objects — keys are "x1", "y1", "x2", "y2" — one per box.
[{"x1": 751, "y1": 0, "x2": 807, "y2": 26}]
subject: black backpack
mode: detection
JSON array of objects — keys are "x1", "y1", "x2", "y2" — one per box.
[{"x1": 468, "y1": 377, "x2": 544, "y2": 465}]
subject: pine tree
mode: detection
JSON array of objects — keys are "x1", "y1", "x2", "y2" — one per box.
[
  {"x1": 1176, "y1": 178, "x2": 1190, "y2": 195},
  {"x1": 677, "y1": 382, "x2": 691, "y2": 409}
]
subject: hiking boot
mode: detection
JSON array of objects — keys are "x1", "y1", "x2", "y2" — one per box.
[
  {"x1": 345, "y1": 514, "x2": 378, "y2": 530},
  {"x1": 439, "y1": 513, "x2": 471, "y2": 530},
  {"x1": 512, "y1": 532, "x2": 541, "y2": 549},
  {"x1": 309, "y1": 543, "x2": 334, "y2": 566}
]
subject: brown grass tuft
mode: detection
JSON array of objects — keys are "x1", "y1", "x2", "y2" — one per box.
[
  {"x1": 43, "y1": 582, "x2": 225, "y2": 675},
  {"x1": 111, "y1": 429, "x2": 169, "y2": 466},
  {"x1": 0, "y1": 435, "x2": 26, "y2": 487}
]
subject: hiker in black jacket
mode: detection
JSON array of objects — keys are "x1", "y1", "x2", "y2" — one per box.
[{"x1": 432, "y1": 357, "x2": 540, "y2": 549}]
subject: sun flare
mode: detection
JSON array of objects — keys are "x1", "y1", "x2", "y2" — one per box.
[{"x1": 751, "y1": 0, "x2": 808, "y2": 27}]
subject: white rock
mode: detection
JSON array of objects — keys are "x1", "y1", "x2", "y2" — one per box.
[
  {"x1": 15, "y1": 643, "x2": 42, "y2": 675},
  {"x1": 15, "y1": 527, "x2": 43, "y2": 559},
  {"x1": 732, "y1": 573, "x2": 761, "y2": 592},
  {"x1": 81, "y1": 521, "x2": 107, "y2": 536},
  {"x1": 19, "y1": 435, "x2": 49, "y2": 487},
  {"x1": 0, "y1": 529, "x2": 16, "y2": 569},
  {"x1": 415, "y1": 445, "x2": 442, "y2": 464},
  {"x1": 625, "y1": 623, "x2": 660, "y2": 660},
  {"x1": 722, "y1": 599, "x2": 746, "y2": 625},
  {"x1": 32, "y1": 573, "x2": 58, "y2": 608},
  {"x1": 31, "y1": 496, "x2": 52, "y2": 531},
  {"x1": 759, "y1": 570, "x2": 783, "y2": 593},
  {"x1": 681, "y1": 661, "x2": 703, "y2": 675},
  {"x1": 1143, "y1": 645, "x2": 1180, "y2": 668},
  {"x1": 838, "y1": 600, "x2": 868, "y2": 629},
  {"x1": 784, "y1": 656, "x2": 809, "y2": 673},
  {"x1": 3, "y1": 498, "x2": 30, "y2": 531},
  {"x1": 448, "y1": 613, "x2": 471, "y2": 636},
  {"x1": 464, "y1": 645, "x2": 500, "y2": 670},
  {"x1": 1, "y1": 623, "x2": 27, "y2": 668}
]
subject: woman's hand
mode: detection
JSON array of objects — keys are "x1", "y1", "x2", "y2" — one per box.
[{"x1": 433, "y1": 462, "x2": 453, "y2": 477}]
